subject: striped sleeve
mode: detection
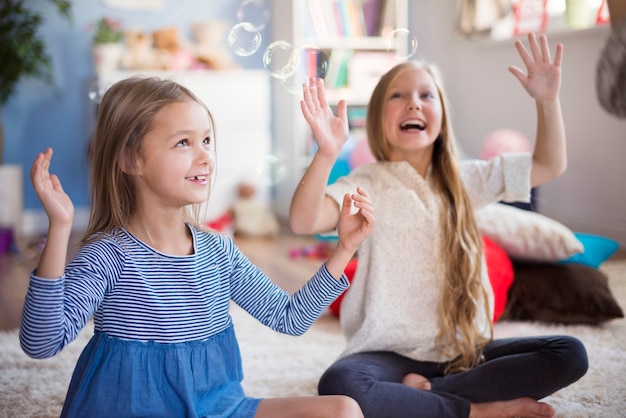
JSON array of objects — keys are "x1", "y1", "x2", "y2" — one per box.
[
  {"x1": 20, "y1": 239, "x2": 123, "y2": 359},
  {"x1": 222, "y1": 236, "x2": 349, "y2": 336}
]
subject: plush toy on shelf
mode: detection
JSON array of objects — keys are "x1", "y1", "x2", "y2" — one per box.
[
  {"x1": 231, "y1": 182, "x2": 280, "y2": 238},
  {"x1": 190, "y1": 21, "x2": 237, "y2": 70},
  {"x1": 121, "y1": 29, "x2": 164, "y2": 71},
  {"x1": 152, "y1": 26, "x2": 195, "y2": 71}
]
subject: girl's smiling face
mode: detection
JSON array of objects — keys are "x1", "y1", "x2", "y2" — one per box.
[
  {"x1": 383, "y1": 67, "x2": 443, "y2": 163},
  {"x1": 134, "y1": 99, "x2": 215, "y2": 209}
]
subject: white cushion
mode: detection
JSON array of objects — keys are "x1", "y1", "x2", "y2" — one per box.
[{"x1": 475, "y1": 203, "x2": 583, "y2": 262}]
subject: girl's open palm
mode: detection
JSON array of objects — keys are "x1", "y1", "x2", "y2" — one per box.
[
  {"x1": 300, "y1": 78, "x2": 349, "y2": 158},
  {"x1": 509, "y1": 33, "x2": 563, "y2": 101},
  {"x1": 30, "y1": 148, "x2": 74, "y2": 226}
]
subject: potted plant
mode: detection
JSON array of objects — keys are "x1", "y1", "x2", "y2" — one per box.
[
  {"x1": 0, "y1": 0, "x2": 71, "y2": 252},
  {"x1": 89, "y1": 16, "x2": 124, "y2": 76}
]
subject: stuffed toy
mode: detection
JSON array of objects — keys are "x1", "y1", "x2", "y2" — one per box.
[
  {"x1": 231, "y1": 182, "x2": 280, "y2": 238},
  {"x1": 190, "y1": 21, "x2": 237, "y2": 70},
  {"x1": 121, "y1": 29, "x2": 164, "y2": 71},
  {"x1": 152, "y1": 27, "x2": 195, "y2": 71}
]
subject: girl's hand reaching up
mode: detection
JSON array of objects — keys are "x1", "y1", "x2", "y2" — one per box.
[
  {"x1": 31, "y1": 148, "x2": 74, "y2": 227},
  {"x1": 300, "y1": 78, "x2": 349, "y2": 159},
  {"x1": 509, "y1": 33, "x2": 563, "y2": 102},
  {"x1": 326, "y1": 186, "x2": 375, "y2": 278}
]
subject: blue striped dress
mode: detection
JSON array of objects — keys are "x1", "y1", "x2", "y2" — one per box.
[{"x1": 20, "y1": 226, "x2": 349, "y2": 418}]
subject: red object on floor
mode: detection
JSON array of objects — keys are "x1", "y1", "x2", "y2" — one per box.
[
  {"x1": 206, "y1": 211, "x2": 233, "y2": 233},
  {"x1": 329, "y1": 258, "x2": 358, "y2": 317},
  {"x1": 482, "y1": 235, "x2": 515, "y2": 322}
]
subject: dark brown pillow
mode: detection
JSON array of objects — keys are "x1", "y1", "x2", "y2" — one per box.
[{"x1": 501, "y1": 261, "x2": 624, "y2": 324}]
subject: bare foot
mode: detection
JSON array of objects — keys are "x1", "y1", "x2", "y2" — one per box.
[
  {"x1": 402, "y1": 373, "x2": 431, "y2": 390},
  {"x1": 469, "y1": 397, "x2": 555, "y2": 418}
]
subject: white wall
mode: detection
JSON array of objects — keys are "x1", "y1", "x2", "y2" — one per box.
[{"x1": 409, "y1": 1, "x2": 626, "y2": 246}]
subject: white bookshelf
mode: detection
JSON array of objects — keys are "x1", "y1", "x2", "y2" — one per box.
[{"x1": 270, "y1": 0, "x2": 409, "y2": 219}]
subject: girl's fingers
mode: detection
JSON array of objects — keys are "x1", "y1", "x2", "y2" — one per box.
[
  {"x1": 316, "y1": 78, "x2": 328, "y2": 109},
  {"x1": 528, "y1": 33, "x2": 542, "y2": 63},
  {"x1": 515, "y1": 40, "x2": 532, "y2": 68},
  {"x1": 539, "y1": 35, "x2": 552, "y2": 63},
  {"x1": 553, "y1": 43, "x2": 563, "y2": 67},
  {"x1": 50, "y1": 174, "x2": 64, "y2": 192}
]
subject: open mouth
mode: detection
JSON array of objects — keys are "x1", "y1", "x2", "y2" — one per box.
[
  {"x1": 186, "y1": 175, "x2": 208, "y2": 183},
  {"x1": 400, "y1": 119, "x2": 426, "y2": 131}
]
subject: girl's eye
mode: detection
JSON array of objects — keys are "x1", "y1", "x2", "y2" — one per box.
[
  {"x1": 202, "y1": 137, "x2": 211, "y2": 145},
  {"x1": 389, "y1": 92, "x2": 402, "y2": 99},
  {"x1": 176, "y1": 139, "x2": 189, "y2": 147}
]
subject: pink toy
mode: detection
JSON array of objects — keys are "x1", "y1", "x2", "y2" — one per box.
[
  {"x1": 479, "y1": 128, "x2": 531, "y2": 160},
  {"x1": 349, "y1": 138, "x2": 376, "y2": 168}
]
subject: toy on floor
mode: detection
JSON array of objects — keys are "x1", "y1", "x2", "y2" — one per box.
[
  {"x1": 231, "y1": 182, "x2": 280, "y2": 238},
  {"x1": 288, "y1": 241, "x2": 334, "y2": 260}
]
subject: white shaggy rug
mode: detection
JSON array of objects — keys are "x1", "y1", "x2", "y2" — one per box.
[{"x1": 1, "y1": 260, "x2": 625, "y2": 418}]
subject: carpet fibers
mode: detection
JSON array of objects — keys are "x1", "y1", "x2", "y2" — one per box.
[{"x1": 1, "y1": 261, "x2": 624, "y2": 418}]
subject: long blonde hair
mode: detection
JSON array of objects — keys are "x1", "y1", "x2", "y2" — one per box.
[
  {"x1": 367, "y1": 61, "x2": 492, "y2": 373},
  {"x1": 83, "y1": 77, "x2": 215, "y2": 245}
]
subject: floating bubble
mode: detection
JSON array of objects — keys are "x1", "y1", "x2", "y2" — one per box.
[
  {"x1": 385, "y1": 28, "x2": 418, "y2": 60},
  {"x1": 88, "y1": 80, "x2": 111, "y2": 104},
  {"x1": 236, "y1": 0, "x2": 271, "y2": 31},
  {"x1": 256, "y1": 154, "x2": 287, "y2": 186},
  {"x1": 263, "y1": 40, "x2": 295, "y2": 79},
  {"x1": 228, "y1": 22, "x2": 262, "y2": 57},
  {"x1": 279, "y1": 46, "x2": 330, "y2": 95}
]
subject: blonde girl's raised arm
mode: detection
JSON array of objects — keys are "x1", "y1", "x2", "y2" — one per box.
[
  {"x1": 289, "y1": 153, "x2": 341, "y2": 235},
  {"x1": 290, "y1": 78, "x2": 348, "y2": 235},
  {"x1": 508, "y1": 33, "x2": 567, "y2": 187}
]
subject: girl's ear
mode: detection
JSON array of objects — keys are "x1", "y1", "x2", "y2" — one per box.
[{"x1": 118, "y1": 153, "x2": 141, "y2": 175}]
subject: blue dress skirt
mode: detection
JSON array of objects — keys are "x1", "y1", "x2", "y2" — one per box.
[{"x1": 60, "y1": 323, "x2": 261, "y2": 417}]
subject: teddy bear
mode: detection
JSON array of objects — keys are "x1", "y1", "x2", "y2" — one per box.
[
  {"x1": 152, "y1": 26, "x2": 195, "y2": 71},
  {"x1": 231, "y1": 182, "x2": 280, "y2": 238},
  {"x1": 121, "y1": 29, "x2": 164, "y2": 71},
  {"x1": 190, "y1": 21, "x2": 237, "y2": 70}
]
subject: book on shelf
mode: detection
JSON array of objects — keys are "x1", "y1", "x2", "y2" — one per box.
[
  {"x1": 306, "y1": 0, "x2": 371, "y2": 40},
  {"x1": 361, "y1": 0, "x2": 384, "y2": 36}
]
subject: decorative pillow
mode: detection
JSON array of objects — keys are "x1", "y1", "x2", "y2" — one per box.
[
  {"x1": 502, "y1": 261, "x2": 624, "y2": 324},
  {"x1": 561, "y1": 232, "x2": 620, "y2": 269},
  {"x1": 483, "y1": 236, "x2": 514, "y2": 323},
  {"x1": 475, "y1": 203, "x2": 583, "y2": 262}
]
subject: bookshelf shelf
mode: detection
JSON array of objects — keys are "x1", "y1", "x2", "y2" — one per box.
[
  {"x1": 270, "y1": 0, "x2": 409, "y2": 219},
  {"x1": 305, "y1": 36, "x2": 391, "y2": 50}
]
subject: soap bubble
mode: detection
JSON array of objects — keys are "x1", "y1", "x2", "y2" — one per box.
[
  {"x1": 88, "y1": 80, "x2": 111, "y2": 104},
  {"x1": 385, "y1": 28, "x2": 418, "y2": 60},
  {"x1": 228, "y1": 22, "x2": 262, "y2": 57},
  {"x1": 263, "y1": 40, "x2": 294, "y2": 79},
  {"x1": 236, "y1": 0, "x2": 271, "y2": 31},
  {"x1": 279, "y1": 46, "x2": 330, "y2": 95},
  {"x1": 256, "y1": 154, "x2": 287, "y2": 185}
]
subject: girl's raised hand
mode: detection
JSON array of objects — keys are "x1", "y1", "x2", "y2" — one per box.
[
  {"x1": 336, "y1": 186, "x2": 375, "y2": 253},
  {"x1": 509, "y1": 33, "x2": 563, "y2": 101},
  {"x1": 300, "y1": 78, "x2": 349, "y2": 158},
  {"x1": 30, "y1": 148, "x2": 74, "y2": 227}
]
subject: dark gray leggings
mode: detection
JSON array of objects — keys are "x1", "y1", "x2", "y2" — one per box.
[{"x1": 318, "y1": 335, "x2": 588, "y2": 418}]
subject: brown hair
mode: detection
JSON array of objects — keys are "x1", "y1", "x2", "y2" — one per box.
[
  {"x1": 82, "y1": 77, "x2": 215, "y2": 245},
  {"x1": 367, "y1": 61, "x2": 492, "y2": 373}
]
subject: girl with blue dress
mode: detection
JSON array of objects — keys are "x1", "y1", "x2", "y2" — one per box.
[{"x1": 20, "y1": 76, "x2": 374, "y2": 418}]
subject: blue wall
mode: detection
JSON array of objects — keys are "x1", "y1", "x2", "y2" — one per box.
[{"x1": 3, "y1": 0, "x2": 269, "y2": 211}]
